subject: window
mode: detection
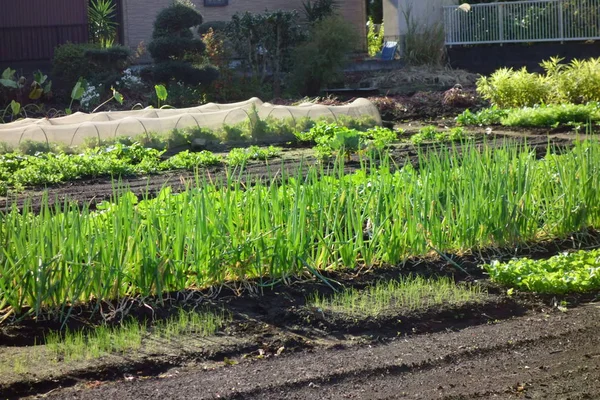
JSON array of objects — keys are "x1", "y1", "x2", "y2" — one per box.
[{"x1": 204, "y1": 0, "x2": 228, "y2": 6}]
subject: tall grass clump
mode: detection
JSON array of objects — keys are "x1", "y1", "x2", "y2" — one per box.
[
  {"x1": 402, "y1": 4, "x2": 445, "y2": 66},
  {"x1": 1, "y1": 139, "x2": 600, "y2": 320}
]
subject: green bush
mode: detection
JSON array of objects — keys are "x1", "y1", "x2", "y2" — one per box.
[
  {"x1": 149, "y1": 2, "x2": 217, "y2": 88},
  {"x1": 227, "y1": 10, "x2": 304, "y2": 96},
  {"x1": 198, "y1": 20, "x2": 228, "y2": 35},
  {"x1": 52, "y1": 43, "x2": 100, "y2": 88},
  {"x1": 477, "y1": 67, "x2": 553, "y2": 108},
  {"x1": 148, "y1": 36, "x2": 206, "y2": 62},
  {"x1": 291, "y1": 15, "x2": 358, "y2": 96},
  {"x1": 152, "y1": 3, "x2": 203, "y2": 38},
  {"x1": 52, "y1": 43, "x2": 131, "y2": 89},
  {"x1": 477, "y1": 57, "x2": 600, "y2": 108},
  {"x1": 151, "y1": 61, "x2": 218, "y2": 86},
  {"x1": 549, "y1": 57, "x2": 600, "y2": 104}
]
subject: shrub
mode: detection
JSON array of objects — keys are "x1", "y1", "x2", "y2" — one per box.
[
  {"x1": 477, "y1": 67, "x2": 553, "y2": 108},
  {"x1": 550, "y1": 57, "x2": 600, "y2": 104},
  {"x1": 149, "y1": 2, "x2": 217, "y2": 88},
  {"x1": 477, "y1": 57, "x2": 600, "y2": 108},
  {"x1": 227, "y1": 10, "x2": 304, "y2": 96},
  {"x1": 84, "y1": 46, "x2": 132, "y2": 87},
  {"x1": 198, "y1": 21, "x2": 228, "y2": 36},
  {"x1": 148, "y1": 36, "x2": 206, "y2": 62},
  {"x1": 152, "y1": 3, "x2": 203, "y2": 38},
  {"x1": 52, "y1": 43, "x2": 131, "y2": 89},
  {"x1": 367, "y1": 18, "x2": 384, "y2": 57},
  {"x1": 291, "y1": 15, "x2": 358, "y2": 96},
  {"x1": 52, "y1": 43, "x2": 100, "y2": 88},
  {"x1": 152, "y1": 61, "x2": 218, "y2": 86}
]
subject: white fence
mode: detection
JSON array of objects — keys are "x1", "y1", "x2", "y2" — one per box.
[{"x1": 443, "y1": 0, "x2": 600, "y2": 45}]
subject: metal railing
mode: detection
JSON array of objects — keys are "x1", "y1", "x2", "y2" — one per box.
[{"x1": 443, "y1": 0, "x2": 600, "y2": 45}]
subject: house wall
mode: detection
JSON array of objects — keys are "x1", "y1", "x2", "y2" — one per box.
[
  {"x1": 122, "y1": 0, "x2": 367, "y2": 59},
  {"x1": 0, "y1": 0, "x2": 88, "y2": 62}
]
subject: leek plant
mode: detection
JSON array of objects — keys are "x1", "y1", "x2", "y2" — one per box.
[{"x1": 1, "y1": 139, "x2": 600, "y2": 321}]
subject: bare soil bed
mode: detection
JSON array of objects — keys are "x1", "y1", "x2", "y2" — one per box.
[{"x1": 27, "y1": 303, "x2": 600, "y2": 400}]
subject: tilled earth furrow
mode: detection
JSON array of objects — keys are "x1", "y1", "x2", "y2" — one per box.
[{"x1": 46, "y1": 304, "x2": 600, "y2": 400}]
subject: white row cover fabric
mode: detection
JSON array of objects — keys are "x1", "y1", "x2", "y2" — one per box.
[{"x1": 0, "y1": 98, "x2": 381, "y2": 146}]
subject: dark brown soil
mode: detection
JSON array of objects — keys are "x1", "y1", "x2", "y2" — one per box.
[
  {"x1": 38, "y1": 304, "x2": 600, "y2": 400},
  {"x1": 0, "y1": 134, "x2": 571, "y2": 214}
]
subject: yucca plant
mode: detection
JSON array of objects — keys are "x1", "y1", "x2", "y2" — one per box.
[{"x1": 89, "y1": 0, "x2": 118, "y2": 48}]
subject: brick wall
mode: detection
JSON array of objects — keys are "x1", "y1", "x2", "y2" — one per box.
[{"x1": 122, "y1": 0, "x2": 366, "y2": 58}]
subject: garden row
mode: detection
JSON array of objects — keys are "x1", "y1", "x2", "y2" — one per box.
[
  {"x1": 1, "y1": 139, "x2": 599, "y2": 322},
  {"x1": 0, "y1": 120, "x2": 475, "y2": 196}
]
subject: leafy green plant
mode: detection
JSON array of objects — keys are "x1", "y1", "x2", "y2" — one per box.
[
  {"x1": 314, "y1": 127, "x2": 361, "y2": 159},
  {"x1": 163, "y1": 150, "x2": 221, "y2": 169},
  {"x1": 91, "y1": 86, "x2": 124, "y2": 113},
  {"x1": 0, "y1": 68, "x2": 52, "y2": 115},
  {"x1": 411, "y1": 125, "x2": 468, "y2": 145},
  {"x1": 456, "y1": 106, "x2": 508, "y2": 126},
  {"x1": 226, "y1": 145, "x2": 282, "y2": 166},
  {"x1": 66, "y1": 78, "x2": 86, "y2": 115},
  {"x1": 484, "y1": 249, "x2": 600, "y2": 294},
  {"x1": 155, "y1": 84, "x2": 168, "y2": 108},
  {"x1": 477, "y1": 67, "x2": 553, "y2": 108},
  {"x1": 501, "y1": 103, "x2": 600, "y2": 128},
  {"x1": 363, "y1": 126, "x2": 398, "y2": 151},
  {"x1": 477, "y1": 57, "x2": 600, "y2": 108},
  {"x1": 459, "y1": 103, "x2": 600, "y2": 128}
]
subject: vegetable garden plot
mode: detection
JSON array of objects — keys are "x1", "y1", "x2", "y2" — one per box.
[
  {"x1": 0, "y1": 98, "x2": 381, "y2": 146},
  {"x1": 1, "y1": 140, "x2": 600, "y2": 321}
]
